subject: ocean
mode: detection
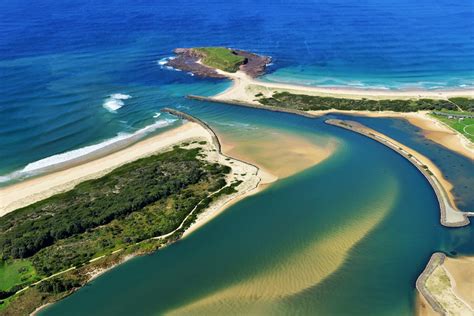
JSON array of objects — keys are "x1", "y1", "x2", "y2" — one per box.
[{"x1": 1, "y1": 0, "x2": 473, "y2": 181}]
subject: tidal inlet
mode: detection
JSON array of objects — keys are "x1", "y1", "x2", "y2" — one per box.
[{"x1": 1, "y1": 1, "x2": 473, "y2": 316}]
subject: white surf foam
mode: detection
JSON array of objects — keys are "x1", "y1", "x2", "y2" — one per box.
[
  {"x1": 153, "y1": 112, "x2": 161, "y2": 118},
  {"x1": 0, "y1": 117, "x2": 177, "y2": 183},
  {"x1": 103, "y1": 93, "x2": 132, "y2": 112},
  {"x1": 157, "y1": 57, "x2": 181, "y2": 71}
]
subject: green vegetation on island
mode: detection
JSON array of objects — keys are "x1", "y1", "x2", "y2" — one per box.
[
  {"x1": 257, "y1": 92, "x2": 474, "y2": 113},
  {"x1": 0, "y1": 145, "x2": 234, "y2": 314},
  {"x1": 194, "y1": 47, "x2": 246, "y2": 72}
]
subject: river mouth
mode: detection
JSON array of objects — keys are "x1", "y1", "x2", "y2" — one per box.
[{"x1": 40, "y1": 104, "x2": 474, "y2": 316}]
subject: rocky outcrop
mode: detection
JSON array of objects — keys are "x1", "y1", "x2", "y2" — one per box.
[{"x1": 165, "y1": 48, "x2": 271, "y2": 78}]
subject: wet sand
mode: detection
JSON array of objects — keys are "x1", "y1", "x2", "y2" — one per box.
[
  {"x1": 208, "y1": 69, "x2": 473, "y2": 160},
  {"x1": 218, "y1": 128, "x2": 338, "y2": 180},
  {"x1": 0, "y1": 123, "x2": 210, "y2": 216},
  {"x1": 443, "y1": 257, "x2": 474, "y2": 309}
]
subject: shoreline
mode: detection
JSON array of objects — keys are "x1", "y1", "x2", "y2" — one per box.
[
  {"x1": 213, "y1": 69, "x2": 474, "y2": 101},
  {"x1": 325, "y1": 119, "x2": 471, "y2": 227},
  {"x1": 10, "y1": 112, "x2": 265, "y2": 315},
  {"x1": 187, "y1": 68, "x2": 473, "y2": 160},
  {"x1": 161, "y1": 108, "x2": 271, "y2": 237},
  {"x1": 0, "y1": 122, "x2": 207, "y2": 216},
  {"x1": 416, "y1": 253, "x2": 474, "y2": 315},
  {"x1": 308, "y1": 109, "x2": 473, "y2": 159}
]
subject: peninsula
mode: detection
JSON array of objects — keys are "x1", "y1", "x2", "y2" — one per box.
[{"x1": 0, "y1": 115, "x2": 262, "y2": 315}]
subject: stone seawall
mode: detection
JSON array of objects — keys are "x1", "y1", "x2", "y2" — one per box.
[{"x1": 325, "y1": 119, "x2": 470, "y2": 227}]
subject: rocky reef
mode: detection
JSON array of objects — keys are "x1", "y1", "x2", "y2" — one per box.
[{"x1": 165, "y1": 47, "x2": 271, "y2": 78}]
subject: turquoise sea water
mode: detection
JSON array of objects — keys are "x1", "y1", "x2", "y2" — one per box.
[{"x1": 1, "y1": 0, "x2": 473, "y2": 314}]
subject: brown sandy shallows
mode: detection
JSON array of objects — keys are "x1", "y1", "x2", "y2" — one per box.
[
  {"x1": 218, "y1": 128, "x2": 338, "y2": 181},
  {"x1": 184, "y1": 127, "x2": 338, "y2": 237},
  {"x1": 209, "y1": 69, "x2": 473, "y2": 159},
  {"x1": 167, "y1": 179, "x2": 398, "y2": 315}
]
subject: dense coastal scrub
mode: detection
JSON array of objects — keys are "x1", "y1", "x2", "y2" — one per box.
[
  {"x1": 257, "y1": 92, "x2": 474, "y2": 113},
  {"x1": 0, "y1": 145, "x2": 234, "y2": 314},
  {"x1": 194, "y1": 47, "x2": 246, "y2": 72}
]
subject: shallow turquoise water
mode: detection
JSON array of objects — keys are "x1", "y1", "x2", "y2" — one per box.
[{"x1": 41, "y1": 105, "x2": 474, "y2": 316}]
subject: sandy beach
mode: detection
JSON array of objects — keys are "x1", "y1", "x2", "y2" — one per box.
[
  {"x1": 0, "y1": 122, "x2": 211, "y2": 217},
  {"x1": 214, "y1": 70, "x2": 474, "y2": 102},
  {"x1": 208, "y1": 69, "x2": 473, "y2": 160},
  {"x1": 417, "y1": 253, "x2": 474, "y2": 316}
]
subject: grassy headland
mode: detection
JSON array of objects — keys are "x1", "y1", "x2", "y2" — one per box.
[
  {"x1": 194, "y1": 47, "x2": 246, "y2": 73},
  {"x1": 0, "y1": 145, "x2": 235, "y2": 314}
]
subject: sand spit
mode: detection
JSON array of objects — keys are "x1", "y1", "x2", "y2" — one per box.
[
  {"x1": 188, "y1": 68, "x2": 473, "y2": 159},
  {"x1": 417, "y1": 253, "x2": 474, "y2": 316},
  {"x1": 213, "y1": 70, "x2": 474, "y2": 103},
  {"x1": 325, "y1": 119, "x2": 471, "y2": 227},
  {"x1": 0, "y1": 123, "x2": 207, "y2": 216}
]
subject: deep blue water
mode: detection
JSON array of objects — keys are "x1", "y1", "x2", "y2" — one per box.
[
  {"x1": 1, "y1": 0, "x2": 474, "y2": 180},
  {"x1": 329, "y1": 114, "x2": 474, "y2": 211}
]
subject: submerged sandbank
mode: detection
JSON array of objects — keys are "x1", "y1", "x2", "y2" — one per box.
[
  {"x1": 218, "y1": 127, "x2": 338, "y2": 181},
  {"x1": 167, "y1": 179, "x2": 398, "y2": 315}
]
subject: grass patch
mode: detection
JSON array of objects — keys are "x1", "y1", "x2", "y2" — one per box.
[
  {"x1": 0, "y1": 260, "x2": 37, "y2": 292},
  {"x1": 430, "y1": 113, "x2": 474, "y2": 142},
  {"x1": 194, "y1": 47, "x2": 246, "y2": 72}
]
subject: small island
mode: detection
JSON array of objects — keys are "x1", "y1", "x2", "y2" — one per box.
[{"x1": 165, "y1": 47, "x2": 271, "y2": 78}]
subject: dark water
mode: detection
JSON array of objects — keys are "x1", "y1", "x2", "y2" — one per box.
[
  {"x1": 330, "y1": 114, "x2": 474, "y2": 211},
  {"x1": 41, "y1": 104, "x2": 474, "y2": 316}
]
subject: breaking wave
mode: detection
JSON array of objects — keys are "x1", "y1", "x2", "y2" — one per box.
[
  {"x1": 0, "y1": 117, "x2": 177, "y2": 184},
  {"x1": 103, "y1": 93, "x2": 132, "y2": 112}
]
